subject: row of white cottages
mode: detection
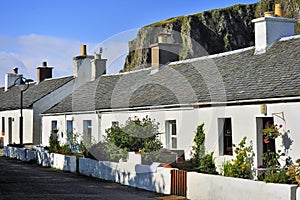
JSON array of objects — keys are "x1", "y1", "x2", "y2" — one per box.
[{"x1": 1, "y1": 15, "x2": 299, "y2": 169}]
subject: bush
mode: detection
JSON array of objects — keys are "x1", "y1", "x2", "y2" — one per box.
[
  {"x1": 173, "y1": 123, "x2": 218, "y2": 175},
  {"x1": 191, "y1": 123, "x2": 205, "y2": 163},
  {"x1": 104, "y1": 116, "x2": 162, "y2": 161},
  {"x1": 221, "y1": 137, "x2": 254, "y2": 179},
  {"x1": 263, "y1": 170, "x2": 291, "y2": 184},
  {"x1": 49, "y1": 135, "x2": 60, "y2": 153},
  {"x1": 195, "y1": 152, "x2": 218, "y2": 175}
]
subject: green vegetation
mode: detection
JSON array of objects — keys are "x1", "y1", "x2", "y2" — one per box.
[
  {"x1": 102, "y1": 116, "x2": 162, "y2": 162},
  {"x1": 172, "y1": 123, "x2": 217, "y2": 175},
  {"x1": 221, "y1": 137, "x2": 254, "y2": 179}
]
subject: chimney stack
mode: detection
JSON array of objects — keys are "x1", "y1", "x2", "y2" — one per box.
[
  {"x1": 252, "y1": 4, "x2": 296, "y2": 54},
  {"x1": 150, "y1": 32, "x2": 180, "y2": 70},
  {"x1": 91, "y1": 49, "x2": 107, "y2": 80},
  {"x1": 4, "y1": 68, "x2": 23, "y2": 91},
  {"x1": 275, "y1": 4, "x2": 283, "y2": 17},
  {"x1": 73, "y1": 45, "x2": 107, "y2": 88},
  {"x1": 37, "y1": 61, "x2": 53, "y2": 83}
]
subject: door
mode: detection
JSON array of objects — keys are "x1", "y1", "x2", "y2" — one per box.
[
  {"x1": 256, "y1": 117, "x2": 275, "y2": 166},
  {"x1": 8, "y1": 117, "x2": 12, "y2": 144}
]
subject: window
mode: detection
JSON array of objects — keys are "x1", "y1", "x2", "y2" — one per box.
[
  {"x1": 51, "y1": 120, "x2": 58, "y2": 134},
  {"x1": 1, "y1": 117, "x2": 5, "y2": 136},
  {"x1": 67, "y1": 120, "x2": 73, "y2": 133},
  {"x1": 83, "y1": 120, "x2": 92, "y2": 140},
  {"x1": 219, "y1": 118, "x2": 233, "y2": 156},
  {"x1": 65, "y1": 120, "x2": 73, "y2": 139},
  {"x1": 166, "y1": 120, "x2": 177, "y2": 149}
]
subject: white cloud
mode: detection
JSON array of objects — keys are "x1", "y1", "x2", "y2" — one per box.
[
  {"x1": 0, "y1": 34, "x2": 81, "y2": 86},
  {"x1": 0, "y1": 29, "x2": 138, "y2": 87}
]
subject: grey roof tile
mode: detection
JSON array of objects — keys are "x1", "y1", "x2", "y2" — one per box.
[
  {"x1": 45, "y1": 38, "x2": 300, "y2": 114},
  {"x1": 0, "y1": 76, "x2": 74, "y2": 111}
]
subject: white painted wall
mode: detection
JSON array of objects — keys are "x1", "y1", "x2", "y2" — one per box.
[
  {"x1": 99, "y1": 102, "x2": 300, "y2": 169},
  {"x1": 41, "y1": 101, "x2": 300, "y2": 170},
  {"x1": 187, "y1": 172, "x2": 298, "y2": 200},
  {"x1": 41, "y1": 113, "x2": 99, "y2": 146},
  {"x1": 0, "y1": 109, "x2": 33, "y2": 145},
  {"x1": 33, "y1": 79, "x2": 74, "y2": 144},
  {"x1": 78, "y1": 157, "x2": 172, "y2": 194}
]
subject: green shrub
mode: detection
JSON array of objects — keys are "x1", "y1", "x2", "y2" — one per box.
[
  {"x1": 104, "y1": 116, "x2": 162, "y2": 161},
  {"x1": 173, "y1": 123, "x2": 217, "y2": 175},
  {"x1": 195, "y1": 152, "x2": 218, "y2": 175},
  {"x1": 49, "y1": 135, "x2": 60, "y2": 153},
  {"x1": 221, "y1": 160, "x2": 232, "y2": 177},
  {"x1": 191, "y1": 123, "x2": 205, "y2": 163},
  {"x1": 263, "y1": 170, "x2": 290, "y2": 184},
  {"x1": 221, "y1": 137, "x2": 254, "y2": 179},
  {"x1": 59, "y1": 144, "x2": 71, "y2": 155}
]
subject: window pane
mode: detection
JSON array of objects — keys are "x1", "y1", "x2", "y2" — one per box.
[
  {"x1": 67, "y1": 121, "x2": 73, "y2": 133},
  {"x1": 171, "y1": 122, "x2": 176, "y2": 135},
  {"x1": 172, "y1": 138, "x2": 177, "y2": 149},
  {"x1": 51, "y1": 121, "x2": 57, "y2": 130},
  {"x1": 83, "y1": 120, "x2": 92, "y2": 139},
  {"x1": 223, "y1": 118, "x2": 232, "y2": 155}
]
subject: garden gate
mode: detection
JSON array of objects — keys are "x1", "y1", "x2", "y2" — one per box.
[{"x1": 171, "y1": 169, "x2": 187, "y2": 197}]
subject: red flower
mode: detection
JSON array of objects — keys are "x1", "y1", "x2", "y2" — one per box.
[{"x1": 279, "y1": 124, "x2": 283, "y2": 128}]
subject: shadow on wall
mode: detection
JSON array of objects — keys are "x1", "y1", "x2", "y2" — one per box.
[{"x1": 282, "y1": 130, "x2": 293, "y2": 154}]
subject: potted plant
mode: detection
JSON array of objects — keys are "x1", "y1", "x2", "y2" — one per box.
[
  {"x1": 262, "y1": 122, "x2": 282, "y2": 142},
  {"x1": 295, "y1": 159, "x2": 300, "y2": 184},
  {"x1": 53, "y1": 128, "x2": 59, "y2": 133}
]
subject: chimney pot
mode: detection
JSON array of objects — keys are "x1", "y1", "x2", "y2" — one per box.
[
  {"x1": 13, "y1": 67, "x2": 18, "y2": 75},
  {"x1": 42, "y1": 61, "x2": 47, "y2": 67},
  {"x1": 264, "y1": 11, "x2": 274, "y2": 17},
  {"x1": 275, "y1": 4, "x2": 283, "y2": 17},
  {"x1": 81, "y1": 44, "x2": 87, "y2": 56}
]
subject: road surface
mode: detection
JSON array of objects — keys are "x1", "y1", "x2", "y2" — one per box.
[{"x1": 0, "y1": 156, "x2": 185, "y2": 200}]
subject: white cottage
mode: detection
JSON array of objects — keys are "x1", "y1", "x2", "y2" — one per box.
[
  {"x1": 41, "y1": 14, "x2": 300, "y2": 169},
  {"x1": 0, "y1": 62, "x2": 74, "y2": 145},
  {"x1": 0, "y1": 45, "x2": 107, "y2": 146}
]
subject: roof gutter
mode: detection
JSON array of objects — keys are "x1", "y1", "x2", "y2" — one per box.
[{"x1": 41, "y1": 96, "x2": 300, "y2": 116}]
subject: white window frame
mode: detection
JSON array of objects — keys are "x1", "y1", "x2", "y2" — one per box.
[{"x1": 165, "y1": 120, "x2": 177, "y2": 149}]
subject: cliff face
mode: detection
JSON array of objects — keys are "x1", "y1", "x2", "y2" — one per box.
[{"x1": 123, "y1": 0, "x2": 300, "y2": 72}]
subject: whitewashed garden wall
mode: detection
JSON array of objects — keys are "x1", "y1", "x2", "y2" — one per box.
[{"x1": 3, "y1": 146, "x2": 300, "y2": 199}]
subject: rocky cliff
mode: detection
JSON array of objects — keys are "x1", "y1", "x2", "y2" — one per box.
[{"x1": 123, "y1": 0, "x2": 300, "y2": 72}]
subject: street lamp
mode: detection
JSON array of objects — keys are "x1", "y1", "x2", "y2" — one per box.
[{"x1": 14, "y1": 77, "x2": 31, "y2": 145}]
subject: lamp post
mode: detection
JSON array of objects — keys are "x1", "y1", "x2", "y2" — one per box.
[{"x1": 14, "y1": 77, "x2": 30, "y2": 145}]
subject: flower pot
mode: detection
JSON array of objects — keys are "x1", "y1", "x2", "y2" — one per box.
[{"x1": 161, "y1": 163, "x2": 172, "y2": 168}]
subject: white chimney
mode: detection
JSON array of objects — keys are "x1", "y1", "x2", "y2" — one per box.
[
  {"x1": 252, "y1": 13, "x2": 296, "y2": 54},
  {"x1": 73, "y1": 45, "x2": 107, "y2": 89},
  {"x1": 4, "y1": 68, "x2": 23, "y2": 91},
  {"x1": 91, "y1": 52, "x2": 107, "y2": 81}
]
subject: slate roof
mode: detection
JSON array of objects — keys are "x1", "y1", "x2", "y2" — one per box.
[
  {"x1": 0, "y1": 76, "x2": 74, "y2": 111},
  {"x1": 45, "y1": 37, "x2": 300, "y2": 114}
]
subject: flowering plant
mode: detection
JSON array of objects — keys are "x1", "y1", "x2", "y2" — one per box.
[
  {"x1": 296, "y1": 159, "x2": 300, "y2": 176},
  {"x1": 262, "y1": 122, "x2": 282, "y2": 139}
]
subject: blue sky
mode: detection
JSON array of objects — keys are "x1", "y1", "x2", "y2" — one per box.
[{"x1": 0, "y1": 0, "x2": 258, "y2": 86}]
